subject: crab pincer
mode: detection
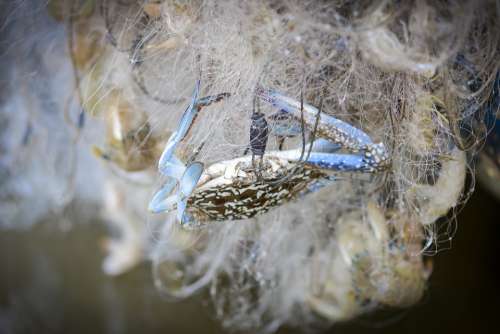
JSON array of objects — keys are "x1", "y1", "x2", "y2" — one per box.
[
  {"x1": 150, "y1": 81, "x2": 230, "y2": 223},
  {"x1": 256, "y1": 87, "x2": 389, "y2": 172}
]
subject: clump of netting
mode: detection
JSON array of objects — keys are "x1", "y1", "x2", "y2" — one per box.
[{"x1": 59, "y1": 0, "x2": 499, "y2": 331}]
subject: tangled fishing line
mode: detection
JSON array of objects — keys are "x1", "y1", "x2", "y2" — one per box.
[{"x1": 1, "y1": 0, "x2": 499, "y2": 332}]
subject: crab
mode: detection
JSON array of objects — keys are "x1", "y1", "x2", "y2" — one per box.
[{"x1": 149, "y1": 82, "x2": 389, "y2": 227}]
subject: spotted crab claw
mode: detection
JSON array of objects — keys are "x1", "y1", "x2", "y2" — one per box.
[
  {"x1": 256, "y1": 88, "x2": 389, "y2": 172},
  {"x1": 150, "y1": 81, "x2": 202, "y2": 220},
  {"x1": 256, "y1": 88, "x2": 375, "y2": 150}
]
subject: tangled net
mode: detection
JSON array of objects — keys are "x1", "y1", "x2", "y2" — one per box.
[{"x1": 1, "y1": 0, "x2": 499, "y2": 332}]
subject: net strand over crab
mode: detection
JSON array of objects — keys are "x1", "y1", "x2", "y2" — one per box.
[{"x1": 149, "y1": 83, "x2": 389, "y2": 225}]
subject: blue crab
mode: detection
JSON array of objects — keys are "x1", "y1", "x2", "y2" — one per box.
[{"x1": 149, "y1": 82, "x2": 389, "y2": 226}]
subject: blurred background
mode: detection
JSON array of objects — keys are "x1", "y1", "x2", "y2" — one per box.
[{"x1": 1, "y1": 183, "x2": 498, "y2": 334}]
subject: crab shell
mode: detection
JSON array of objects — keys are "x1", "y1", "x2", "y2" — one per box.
[{"x1": 186, "y1": 155, "x2": 327, "y2": 222}]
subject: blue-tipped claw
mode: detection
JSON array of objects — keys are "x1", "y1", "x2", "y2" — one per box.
[
  {"x1": 256, "y1": 88, "x2": 374, "y2": 148},
  {"x1": 158, "y1": 80, "x2": 201, "y2": 172},
  {"x1": 257, "y1": 87, "x2": 389, "y2": 171}
]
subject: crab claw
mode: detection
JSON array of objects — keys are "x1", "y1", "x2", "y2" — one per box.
[
  {"x1": 152, "y1": 80, "x2": 229, "y2": 224},
  {"x1": 158, "y1": 131, "x2": 179, "y2": 172},
  {"x1": 256, "y1": 87, "x2": 374, "y2": 150}
]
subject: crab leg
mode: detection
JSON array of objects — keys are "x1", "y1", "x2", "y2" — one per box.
[
  {"x1": 256, "y1": 88, "x2": 374, "y2": 151},
  {"x1": 149, "y1": 162, "x2": 204, "y2": 215},
  {"x1": 149, "y1": 179, "x2": 178, "y2": 213},
  {"x1": 152, "y1": 80, "x2": 231, "y2": 221},
  {"x1": 158, "y1": 80, "x2": 201, "y2": 173},
  {"x1": 158, "y1": 86, "x2": 230, "y2": 175},
  {"x1": 151, "y1": 81, "x2": 203, "y2": 217}
]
